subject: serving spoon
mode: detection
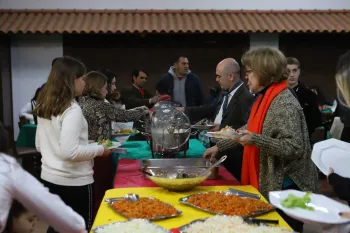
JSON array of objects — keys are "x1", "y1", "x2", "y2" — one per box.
[{"x1": 198, "y1": 155, "x2": 227, "y2": 177}]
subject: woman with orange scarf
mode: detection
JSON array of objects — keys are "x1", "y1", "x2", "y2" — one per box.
[{"x1": 203, "y1": 48, "x2": 318, "y2": 232}]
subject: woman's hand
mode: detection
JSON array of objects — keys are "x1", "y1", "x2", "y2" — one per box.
[
  {"x1": 327, "y1": 167, "x2": 334, "y2": 182},
  {"x1": 340, "y1": 212, "x2": 350, "y2": 218},
  {"x1": 232, "y1": 130, "x2": 253, "y2": 146},
  {"x1": 203, "y1": 145, "x2": 219, "y2": 162},
  {"x1": 102, "y1": 146, "x2": 111, "y2": 157}
]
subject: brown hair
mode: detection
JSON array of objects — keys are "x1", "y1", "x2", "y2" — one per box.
[
  {"x1": 336, "y1": 51, "x2": 350, "y2": 107},
  {"x1": 34, "y1": 56, "x2": 86, "y2": 119},
  {"x1": 286, "y1": 57, "x2": 301, "y2": 69},
  {"x1": 83, "y1": 71, "x2": 107, "y2": 100},
  {"x1": 5, "y1": 200, "x2": 29, "y2": 233},
  {"x1": 242, "y1": 47, "x2": 287, "y2": 87}
]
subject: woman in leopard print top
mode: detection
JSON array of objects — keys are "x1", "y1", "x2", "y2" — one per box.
[{"x1": 79, "y1": 71, "x2": 147, "y2": 141}]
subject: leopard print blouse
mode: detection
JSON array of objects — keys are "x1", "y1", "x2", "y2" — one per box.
[{"x1": 79, "y1": 96, "x2": 145, "y2": 141}]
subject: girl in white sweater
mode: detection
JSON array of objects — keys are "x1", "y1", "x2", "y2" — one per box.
[{"x1": 34, "y1": 57, "x2": 111, "y2": 233}]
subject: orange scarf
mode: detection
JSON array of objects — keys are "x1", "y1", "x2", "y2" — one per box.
[{"x1": 241, "y1": 81, "x2": 288, "y2": 190}]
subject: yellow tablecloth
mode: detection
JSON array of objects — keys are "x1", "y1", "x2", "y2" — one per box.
[{"x1": 91, "y1": 185, "x2": 291, "y2": 232}]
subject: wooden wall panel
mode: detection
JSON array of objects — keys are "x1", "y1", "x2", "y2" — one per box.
[
  {"x1": 63, "y1": 34, "x2": 249, "y2": 98},
  {"x1": 280, "y1": 33, "x2": 350, "y2": 99}
]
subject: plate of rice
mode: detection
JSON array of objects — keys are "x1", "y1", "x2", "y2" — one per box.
[
  {"x1": 92, "y1": 219, "x2": 170, "y2": 233},
  {"x1": 179, "y1": 216, "x2": 293, "y2": 233}
]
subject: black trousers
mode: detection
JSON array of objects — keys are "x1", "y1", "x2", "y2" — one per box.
[
  {"x1": 219, "y1": 145, "x2": 244, "y2": 182},
  {"x1": 277, "y1": 183, "x2": 304, "y2": 233},
  {"x1": 41, "y1": 179, "x2": 94, "y2": 233}
]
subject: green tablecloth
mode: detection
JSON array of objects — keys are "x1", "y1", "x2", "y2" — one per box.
[
  {"x1": 16, "y1": 124, "x2": 37, "y2": 148},
  {"x1": 119, "y1": 139, "x2": 206, "y2": 160}
]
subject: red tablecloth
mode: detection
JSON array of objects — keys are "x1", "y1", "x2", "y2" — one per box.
[{"x1": 114, "y1": 158, "x2": 239, "y2": 188}]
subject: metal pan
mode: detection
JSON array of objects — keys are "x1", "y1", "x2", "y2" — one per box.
[
  {"x1": 92, "y1": 220, "x2": 170, "y2": 233},
  {"x1": 140, "y1": 158, "x2": 220, "y2": 179},
  {"x1": 105, "y1": 196, "x2": 182, "y2": 220},
  {"x1": 178, "y1": 191, "x2": 275, "y2": 218},
  {"x1": 179, "y1": 217, "x2": 295, "y2": 233}
]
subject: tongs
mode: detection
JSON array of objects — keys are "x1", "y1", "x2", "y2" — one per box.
[
  {"x1": 227, "y1": 188, "x2": 261, "y2": 200},
  {"x1": 243, "y1": 218, "x2": 279, "y2": 225}
]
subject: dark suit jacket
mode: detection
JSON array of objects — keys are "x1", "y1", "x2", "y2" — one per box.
[
  {"x1": 121, "y1": 85, "x2": 154, "y2": 110},
  {"x1": 185, "y1": 84, "x2": 254, "y2": 130},
  {"x1": 161, "y1": 72, "x2": 204, "y2": 107},
  {"x1": 293, "y1": 82, "x2": 322, "y2": 136},
  {"x1": 185, "y1": 84, "x2": 254, "y2": 182}
]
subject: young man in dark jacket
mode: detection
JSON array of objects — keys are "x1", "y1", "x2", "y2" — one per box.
[
  {"x1": 287, "y1": 57, "x2": 322, "y2": 138},
  {"x1": 161, "y1": 56, "x2": 204, "y2": 107}
]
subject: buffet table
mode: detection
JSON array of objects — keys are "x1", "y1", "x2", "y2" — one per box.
[{"x1": 91, "y1": 186, "x2": 291, "y2": 232}]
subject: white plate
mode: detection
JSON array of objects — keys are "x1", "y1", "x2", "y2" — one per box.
[
  {"x1": 191, "y1": 124, "x2": 215, "y2": 130},
  {"x1": 206, "y1": 131, "x2": 242, "y2": 139},
  {"x1": 311, "y1": 138, "x2": 350, "y2": 177},
  {"x1": 269, "y1": 190, "x2": 350, "y2": 224},
  {"x1": 89, "y1": 141, "x2": 122, "y2": 151}
]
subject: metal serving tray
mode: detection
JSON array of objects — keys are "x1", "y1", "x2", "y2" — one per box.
[
  {"x1": 179, "y1": 218, "x2": 296, "y2": 233},
  {"x1": 178, "y1": 191, "x2": 275, "y2": 218},
  {"x1": 105, "y1": 196, "x2": 182, "y2": 221},
  {"x1": 92, "y1": 220, "x2": 170, "y2": 233},
  {"x1": 140, "y1": 158, "x2": 220, "y2": 179}
]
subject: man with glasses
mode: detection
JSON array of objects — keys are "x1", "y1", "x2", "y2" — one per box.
[{"x1": 286, "y1": 57, "x2": 322, "y2": 139}]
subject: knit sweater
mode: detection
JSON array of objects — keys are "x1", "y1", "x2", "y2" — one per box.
[
  {"x1": 79, "y1": 96, "x2": 145, "y2": 141},
  {"x1": 217, "y1": 89, "x2": 319, "y2": 198}
]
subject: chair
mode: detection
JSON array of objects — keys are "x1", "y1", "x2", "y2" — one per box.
[
  {"x1": 330, "y1": 117, "x2": 344, "y2": 140},
  {"x1": 5, "y1": 125, "x2": 42, "y2": 179},
  {"x1": 18, "y1": 116, "x2": 30, "y2": 129}
]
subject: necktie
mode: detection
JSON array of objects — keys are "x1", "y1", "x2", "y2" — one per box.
[
  {"x1": 139, "y1": 88, "x2": 145, "y2": 97},
  {"x1": 221, "y1": 81, "x2": 242, "y2": 116},
  {"x1": 222, "y1": 94, "x2": 229, "y2": 116}
]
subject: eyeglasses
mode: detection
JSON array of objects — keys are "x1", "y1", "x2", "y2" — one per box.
[{"x1": 245, "y1": 69, "x2": 253, "y2": 74}]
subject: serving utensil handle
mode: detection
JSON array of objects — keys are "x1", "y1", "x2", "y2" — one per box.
[{"x1": 198, "y1": 155, "x2": 227, "y2": 177}]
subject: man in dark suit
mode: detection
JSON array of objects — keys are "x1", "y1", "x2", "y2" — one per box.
[
  {"x1": 121, "y1": 69, "x2": 159, "y2": 109},
  {"x1": 178, "y1": 58, "x2": 254, "y2": 181}
]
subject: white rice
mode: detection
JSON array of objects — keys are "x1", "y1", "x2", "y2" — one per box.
[
  {"x1": 97, "y1": 219, "x2": 168, "y2": 233},
  {"x1": 183, "y1": 216, "x2": 292, "y2": 233}
]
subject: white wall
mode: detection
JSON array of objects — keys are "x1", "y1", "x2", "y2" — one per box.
[
  {"x1": 1, "y1": 0, "x2": 350, "y2": 10},
  {"x1": 250, "y1": 33, "x2": 279, "y2": 49},
  {"x1": 11, "y1": 35, "x2": 63, "y2": 138}
]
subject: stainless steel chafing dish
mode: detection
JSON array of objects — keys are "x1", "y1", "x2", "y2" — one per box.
[{"x1": 140, "y1": 158, "x2": 220, "y2": 180}]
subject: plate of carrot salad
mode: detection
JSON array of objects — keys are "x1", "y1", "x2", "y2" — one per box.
[
  {"x1": 179, "y1": 191, "x2": 274, "y2": 217},
  {"x1": 109, "y1": 197, "x2": 182, "y2": 220}
]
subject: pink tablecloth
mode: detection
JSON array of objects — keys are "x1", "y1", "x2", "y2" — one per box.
[{"x1": 114, "y1": 158, "x2": 240, "y2": 188}]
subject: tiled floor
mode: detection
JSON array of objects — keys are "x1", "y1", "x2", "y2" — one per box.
[{"x1": 32, "y1": 179, "x2": 341, "y2": 233}]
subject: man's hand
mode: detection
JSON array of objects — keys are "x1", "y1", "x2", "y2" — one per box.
[
  {"x1": 176, "y1": 107, "x2": 185, "y2": 112},
  {"x1": 149, "y1": 96, "x2": 159, "y2": 104},
  {"x1": 203, "y1": 145, "x2": 219, "y2": 162},
  {"x1": 209, "y1": 124, "x2": 220, "y2": 132}
]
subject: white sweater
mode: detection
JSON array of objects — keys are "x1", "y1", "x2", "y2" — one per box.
[
  {"x1": 36, "y1": 102, "x2": 104, "y2": 186},
  {"x1": 19, "y1": 101, "x2": 35, "y2": 124},
  {"x1": 0, "y1": 154, "x2": 85, "y2": 233}
]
